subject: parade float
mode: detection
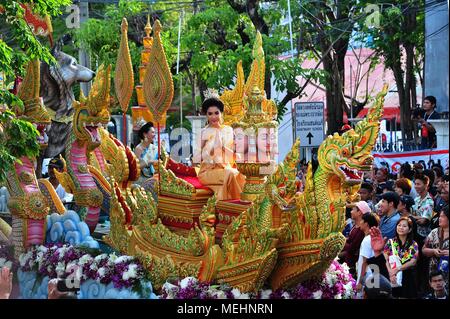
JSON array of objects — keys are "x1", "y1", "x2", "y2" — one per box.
[{"x1": 0, "y1": 15, "x2": 388, "y2": 299}]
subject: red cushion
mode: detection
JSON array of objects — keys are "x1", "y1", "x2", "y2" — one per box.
[
  {"x1": 166, "y1": 158, "x2": 197, "y2": 177},
  {"x1": 178, "y1": 175, "x2": 210, "y2": 190}
]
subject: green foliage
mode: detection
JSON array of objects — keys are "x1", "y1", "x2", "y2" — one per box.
[
  {"x1": 0, "y1": 0, "x2": 70, "y2": 184},
  {"x1": 74, "y1": 1, "x2": 144, "y2": 72},
  {"x1": 0, "y1": 110, "x2": 40, "y2": 183}
]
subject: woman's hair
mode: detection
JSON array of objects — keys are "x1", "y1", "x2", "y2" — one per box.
[
  {"x1": 400, "y1": 195, "x2": 415, "y2": 213},
  {"x1": 362, "y1": 212, "x2": 379, "y2": 228},
  {"x1": 442, "y1": 205, "x2": 449, "y2": 221},
  {"x1": 395, "y1": 216, "x2": 414, "y2": 249},
  {"x1": 201, "y1": 97, "x2": 224, "y2": 114},
  {"x1": 138, "y1": 122, "x2": 154, "y2": 141},
  {"x1": 395, "y1": 178, "x2": 412, "y2": 195}
]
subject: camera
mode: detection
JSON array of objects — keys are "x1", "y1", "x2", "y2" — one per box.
[{"x1": 411, "y1": 106, "x2": 425, "y2": 120}]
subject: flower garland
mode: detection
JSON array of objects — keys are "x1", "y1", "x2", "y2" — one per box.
[
  {"x1": 161, "y1": 260, "x2": 356, "y2": 299},
  {"x1": 18, "y1": 244, "x2": 149, "y2": 293}
]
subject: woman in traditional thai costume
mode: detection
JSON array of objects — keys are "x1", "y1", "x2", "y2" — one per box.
[
  {"x1": 198, "y1": 96, "x2": 245, "y2": 200},
  {"x1": 135, "y1": 122, "x2": 158, "y2": 182}
]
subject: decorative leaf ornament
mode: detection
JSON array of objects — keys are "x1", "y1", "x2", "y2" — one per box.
[
  {"x1": 142, "y1": 20, "x2": 174, "y2": 124},
  {"x1": 17, "y1": 59, "x2": 40, "y2": 104},
  {"x1": 115, "y1": 18, "x2": 134, "y2": 114},
  {"x1": 86, "y1": 64, "x2": 111, "y2": 117},
  {"x1": 16, "y1": 59, "x2": 51, "y2": 124},
  {"x1": 244, "y1": 31, "x2": 265, "y2": 96},
  {"x1": 220, "y1": 61, "x2": 245, "y2": 125}
]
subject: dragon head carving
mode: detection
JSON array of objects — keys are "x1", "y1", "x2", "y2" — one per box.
[
  {"x1": 317, "y1": 85, "x2": 387, "y2": 185},
  {"x1": 73, "y1": 64, "x2": 111, "y2": 152}
]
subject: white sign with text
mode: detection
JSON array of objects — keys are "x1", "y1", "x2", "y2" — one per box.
[{"x1": 294, "y1": 102, "x2": 325, "y2": 147}]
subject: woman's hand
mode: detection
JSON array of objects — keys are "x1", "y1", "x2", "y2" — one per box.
[
  {"x1": 356, "y1": 283, "x2": 362, "y2": 292},
  {"x1": 391, "y1": 267, "x2": 401, "y2": 275},
  {"x1": 370, "y1": 227, "x2": 387, "y2": 256},
  {"x1": 0, "y1": 267, "x2": 12, "y2": 299},
  {"x1": 389, "y1": 274, "x2": 397, "y2": 285},
  {"x1": 441, "y1": 249, "x2": 449, "y2": 257}
]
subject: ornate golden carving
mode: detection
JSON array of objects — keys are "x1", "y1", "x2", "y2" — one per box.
[
  {"x1": 159, "y1": 162, "x2": 196, "y2": 197},
  {"x1": 135, "y1": 247, "x2": 202, "y2": 290},
  {"x1": 142, "y1": 20, "x2": 174, "y2": 124},
  {"x1": 8, "y1": 192, "x2": 49, "y2": 220},
  {"x1": 19, "y1": 171, "x2": 35, "y2": 185},
  {"x1": 16, "y1": 59, "x2": 51, "y2": 124},
  {"x1": 73, "y1": 188, "x2": 103, "y2": 208},
  {"x1": 115, "y1": 18, "x2": 134, "y2": 114},
  {"x1": 103, "y1": 179, "x2": 132, "y2": 254}
]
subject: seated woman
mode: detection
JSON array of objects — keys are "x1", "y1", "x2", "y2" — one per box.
[
  {"x1": 134, "y1": 122, "x2": 158, "y2": 183},
  {"x1": 197, "y1": 95, "x2": 245, "y2": 200}
]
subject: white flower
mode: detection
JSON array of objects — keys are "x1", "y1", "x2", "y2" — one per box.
[
  {"x1": 122, "y1": 265, "x2": 138, "y2": 281},
  {"x1": 37, "y1": 246, "x2": 48, "y2": 254},
  {"x1": 0, "y1": 258, "x2": 6, "y2": 267},
  {"x1": 329, "y1": 263, "x2": 336, "y2": 272},
  {"x1": 325, "y1": 273, "x2": 335, "y2": 287},
  {"x1": 211, "y1": 290, "x2": 227, "y2": 299},
  {"x1": 56, "y1": 262, "x2": 66, "y2": 276},
  {"x1": 114, "y1": 255, "x2": 133, "y2": 264},
  {"x1": 58, "y1": 246, "x2": 69, "y2": 259},
  {"x1": 109, "y1": 253, "x2": 118, "y2": 263},
  {"x1": 19, "y1": 251, "x2": 32, "y2": 267},
  {"x1": 94, "y1": 254, "x2": 108, "y2": 262},
  {"x1": 127, "y1": 264, "x2": 138, "y2": 278},
  {"x1": 162, "y1": 282, "x2": 179, "y2": 299},
  {"x1": 334, "y1": 294, "x2": 342, "y2": 299},
  {"x1": 260, "y1": 289, "x2": 273, "y2": 299},
  {"x1": 231, "y1": 288, "x2": 242, "y2": 298},
  {"x1": 79, "y1": 254, "x2": 93, "y2": 266},
  {"x1": 180, "y1": 277, "x2": 197, "y2": 289},
  {"x1": 312, "y1": 290, "x2": 323, "y2": 299},
  {"x1": 281, "y1": 292, "x2": 291, "y2": 299},
  {"x1": 98, "y1": 267, "x2": 106, "y2": 277}
]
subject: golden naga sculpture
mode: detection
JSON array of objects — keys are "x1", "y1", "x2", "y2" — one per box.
[
  {"x1": 54, "y1": 65, "x2": 112, "y2": 232},
  {"x1": 4, "y1": 60, "x2": 57, "y2": 257},
  {"x1": 103, "y1": 21, "x2": 386, "y2": 293}
]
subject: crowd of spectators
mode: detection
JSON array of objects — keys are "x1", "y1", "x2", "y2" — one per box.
[{"x1": 337, "y1": 160, "x2": 449, "y2": 299}]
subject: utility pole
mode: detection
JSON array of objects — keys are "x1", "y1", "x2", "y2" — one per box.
[{"x1": 78, "y1": 1, "x2": 92, "y2": 96}]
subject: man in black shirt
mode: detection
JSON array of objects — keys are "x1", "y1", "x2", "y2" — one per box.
[
  {"x1": 419, "y1": 96, "x2": 440, "y2": 149},
  {"x1": 423, "y1": 271, "x2": 448, "y2": 299}
]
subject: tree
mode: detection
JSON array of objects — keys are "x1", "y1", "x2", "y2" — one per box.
[
  {"x1": 357, "y1": 0, "x2": 425, "y2": 145},
  {"x1": 0, "y1": 0, "x2": 71, "y2": 184}
]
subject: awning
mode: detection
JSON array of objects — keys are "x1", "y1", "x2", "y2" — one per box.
[{"x1": 357, "y1": 106, "x2": 400, "y2": 121}]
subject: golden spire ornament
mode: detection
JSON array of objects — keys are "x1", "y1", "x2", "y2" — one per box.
[{"x1": 115, "y1": 18, "x2": 134, "y2": 143}]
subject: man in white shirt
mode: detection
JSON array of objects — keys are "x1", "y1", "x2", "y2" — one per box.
[{"x1": 356, "y1": 213, "x2": 380, "y2": 297}]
